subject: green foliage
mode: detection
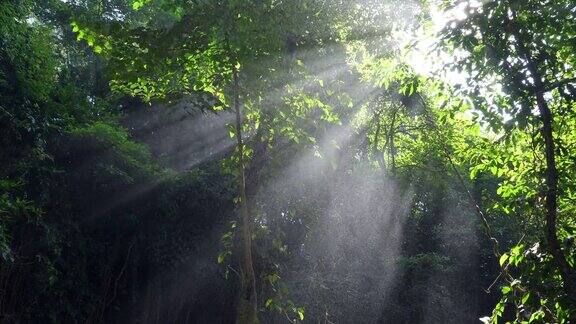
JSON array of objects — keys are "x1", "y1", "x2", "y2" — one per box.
[
  {"x1": 0, "y1": 179, "x2": 42, "y2": 263},
  {"x1": 68, "y1": 121, "x2": 161, "y2": 179},
  {"x1": 0, "y1": 1, "x2": 56, "y2": 169},
  {"x1": 0, "y1": 2, "x2": 56, "y2": 102},
  {"x1": 263, "y1": 272, "x2": 306, "y2": 323},
  {"x1": 492, "y1": 241, "x2": 576, "y2": 323},
  {"x1": 439, "y1": 0, "x2": 576, "y2": 321}
]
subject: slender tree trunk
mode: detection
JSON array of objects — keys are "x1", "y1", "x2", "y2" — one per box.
[
  {"x1": 533, "y1": 88, "x2": 576, "y2": 301},
  {"x1": 232, "y1": 67, "x2": 258, "y2": 324},
  {"x1": 388, "y1": 107, "x2": 397, "y2": 175},
  {"x1": 510, "y1": 20, "x2": 576, "y2": 301},
  {"x1": 245, "y1": 121, "x2": 269, "y2": 214},
  {"x1": 372, "y1": 110, "x2": 386, "y2": 169}
]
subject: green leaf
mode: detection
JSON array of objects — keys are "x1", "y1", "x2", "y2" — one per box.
[
  {"x1": 499, "y1": 253, "x2": 509, "y2": 267},
  {"x1": 490, "y1": 165, "x2": 498, "y2": 175},
  {"x1": 217, "y1": 251, "x2": 228, "y2": 264},
  {"x1": 297, "y1": 307, "x2": 304, "y2": 321},
  {"x1": 522, "y1": 293, "x2": 530, "y2": 304}
]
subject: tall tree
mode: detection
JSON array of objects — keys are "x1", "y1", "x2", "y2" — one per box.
[
  {"x1": 439, "y1": 0, "x2": 576, "y2": 321},
  {"x1": 69, "y1": 1, "x2": 379, "y2": 321}
]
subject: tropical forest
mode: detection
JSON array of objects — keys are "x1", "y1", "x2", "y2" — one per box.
[{"x1": 1, "y1": 0, "x2": 576, "y2": 323}]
